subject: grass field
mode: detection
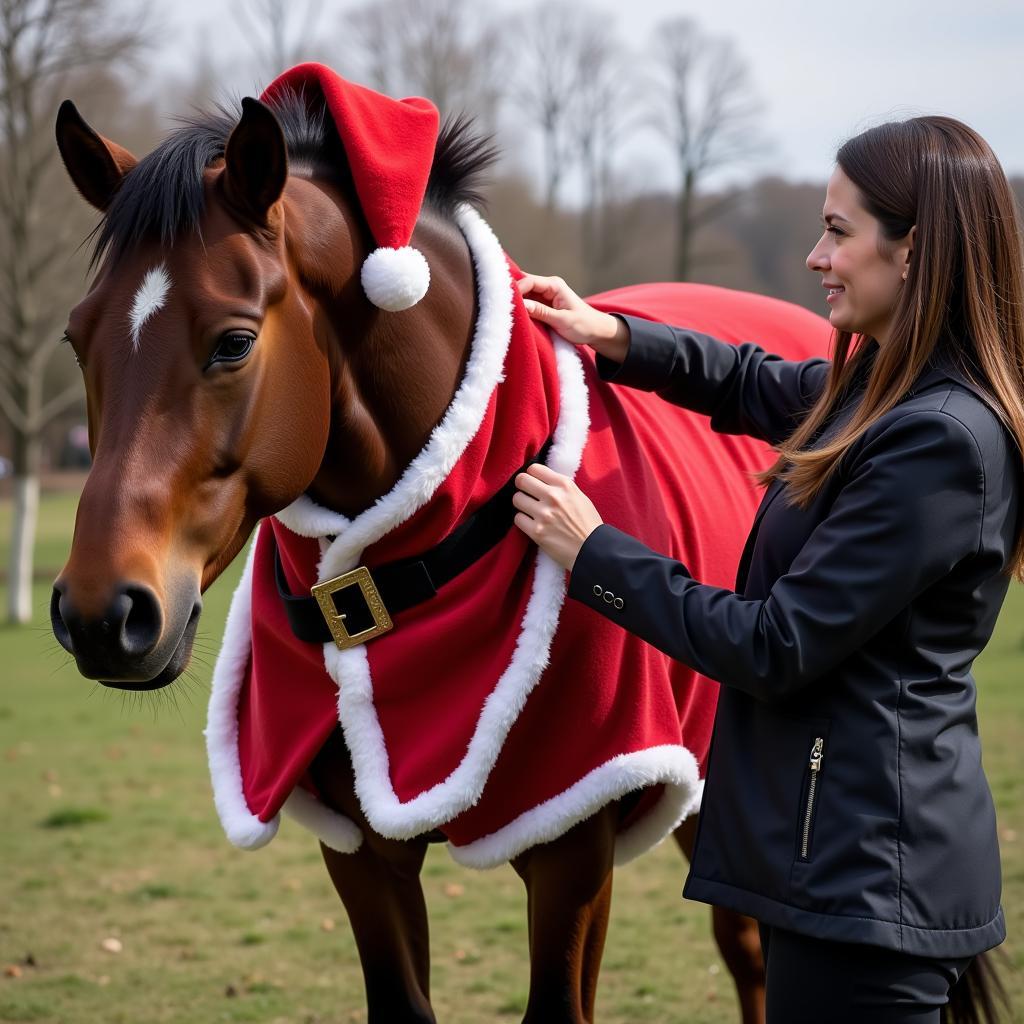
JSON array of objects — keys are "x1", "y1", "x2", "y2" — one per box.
[{"x1": 0, "y1": 491, "x2": 1021, "y2": 1023}]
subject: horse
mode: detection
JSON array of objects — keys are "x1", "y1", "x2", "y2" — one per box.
[{"x1": 51, "y1": 75, "x2": 833, "y2": 1024}]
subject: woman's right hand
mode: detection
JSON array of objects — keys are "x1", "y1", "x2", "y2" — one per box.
[{"x1": 516, "y1": 273, "x2": 630, "y2": 364}]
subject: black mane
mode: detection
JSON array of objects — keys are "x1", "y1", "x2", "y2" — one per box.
[{"x1": 89, "y1": 86, "x2": 500, "y2": 270}]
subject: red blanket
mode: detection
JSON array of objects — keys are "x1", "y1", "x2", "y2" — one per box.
[{"x1": 206, "y1": 204, "x2": 831, "y2": 867}]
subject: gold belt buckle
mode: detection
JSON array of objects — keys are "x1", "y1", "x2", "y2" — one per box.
[{"x1": 310, "y1": 566, "x2": 394, "y2": 650}]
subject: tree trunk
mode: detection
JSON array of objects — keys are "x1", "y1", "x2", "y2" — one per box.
[
  {"x1": 543, "y1": 121, "x2": 561, "y2": 215},
  {"x1": 7, "y1": 433, "x2": 41, "y2": 624},
  {"x1": 674, "y1": 165, "x2": 695, "y2": 281},
  {"x1": 580, "y1": 138, "x2": 599, "y2": 292}
]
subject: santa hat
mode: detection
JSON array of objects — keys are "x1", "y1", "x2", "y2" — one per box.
[{"x1": 261, "y1": 63, "x2": 439, "y2": 312}]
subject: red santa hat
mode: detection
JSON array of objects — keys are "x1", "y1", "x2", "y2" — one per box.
[{"x1": 260, "y1": 63, "x2": 439, "y2": 312}]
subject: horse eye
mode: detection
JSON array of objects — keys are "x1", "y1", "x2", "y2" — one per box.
[
  {"x1": 207, "y1": 331, "x2": 256, "y2": 368},
  {"x1": 62, "y1": 332, "x2": 83, "y2": 368}
]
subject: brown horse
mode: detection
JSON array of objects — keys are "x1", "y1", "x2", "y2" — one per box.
[{"x1": 51, "y1": 89, "x2": 772, "y2": 1023}]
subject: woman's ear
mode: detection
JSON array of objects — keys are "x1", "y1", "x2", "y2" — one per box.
[{"x1": 901, "y1": 225, "x2": 916, "y2": 281}]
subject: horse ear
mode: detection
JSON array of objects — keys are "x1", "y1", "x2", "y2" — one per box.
[
  {"x1": 55, "y1": 100, "x2": 138, "y2": 212},
  {"x1": 221, "y1": 97, "x2": 288, "y2": 225}
]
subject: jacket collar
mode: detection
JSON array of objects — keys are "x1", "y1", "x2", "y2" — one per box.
[
  {"x1": 907, "y1": 348, "x2": 999, "y2": 413},
  {"x1": 853, "y1": 336, "x2": 996, "y2": 411}
]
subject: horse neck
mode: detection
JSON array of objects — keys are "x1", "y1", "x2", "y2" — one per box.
[{"x1": 285, "y1": 180, "x2": 479, "y2": 519}]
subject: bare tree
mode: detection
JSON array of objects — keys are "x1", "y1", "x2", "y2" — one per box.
[
  {"x1": 343, "y1": 0, "x2": 508, "y2": 137},
  {"x1": 0, "y1": 0, "x2": 148, "y2": 624},
  {"x1": 652, "y1": 18, "x2": 767, "y2": 281},
  {"x1": 234, "y1": 0, "x2": 322, "y2": 79},
  {"x1": 567, "y1": 25, "x2": 644, "y2": 291},
  {"x1": 513, "y1": 3, "x2": 591, "y2": 214}
]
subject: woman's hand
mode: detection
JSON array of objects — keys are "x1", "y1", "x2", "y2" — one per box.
[
  {"x1": 512, "y1": 462, "x2": 604, "y2": 572},
  {"x1": 517, "y1": 273, "x2": 630, "y2": 364}
]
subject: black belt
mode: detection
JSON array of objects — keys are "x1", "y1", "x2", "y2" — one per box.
[{"x1": 275, "y1": 435, "x2": 555, "y2": 647}]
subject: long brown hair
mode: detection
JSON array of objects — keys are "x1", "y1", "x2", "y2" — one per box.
[{"x1": 758, "y1": 116, "x2": 1024, "y2": 580}]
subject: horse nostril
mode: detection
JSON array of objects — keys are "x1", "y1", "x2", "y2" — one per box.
[
  {"x1": 120, "y1": 585, "x2": 163, "y2": 657},
  {"x1": 50, "y1": 584, "x2": 74, "y2": 654}
]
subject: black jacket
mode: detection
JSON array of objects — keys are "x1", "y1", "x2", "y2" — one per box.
[{"x1": 568, "y1": 313, "x2": 1020, "y2": 957}]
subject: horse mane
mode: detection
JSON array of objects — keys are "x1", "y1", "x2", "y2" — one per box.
[{"x1": 88, "y1": 86, "x2": 500, "y2": 271}]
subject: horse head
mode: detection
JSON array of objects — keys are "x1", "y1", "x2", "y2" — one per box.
[{"x1": 51, "y1": 89, "x2": 492, "y2": 689}]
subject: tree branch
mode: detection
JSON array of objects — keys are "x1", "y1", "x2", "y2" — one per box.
[
  {"x1": 0, "y1": 375, "x2": 28, "y2": 432},
  {"x1": 30, "y1": 376, "x2": 83, "y2": 430},
  {"x1": 691, "y1": 188, "x2": 744, "y2": 229}
]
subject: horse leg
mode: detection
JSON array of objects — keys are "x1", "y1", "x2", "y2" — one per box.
[
  {"x1": 673, "y1": 814, "x2": 765, "y2": 1024},
  {"x1": 510, "y1": 803, "x2": 618, "y2": 1024},
  {"x1": 310, "y1": 729, "x2": 436, "y2": 1024}
]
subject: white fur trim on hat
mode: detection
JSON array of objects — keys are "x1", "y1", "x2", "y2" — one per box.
[{"x1": 360, "y1": 245, "x2": 430, "y2": 311}]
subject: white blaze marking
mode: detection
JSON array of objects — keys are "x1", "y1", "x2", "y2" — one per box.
[{"x1": 128, "y1": 264, "x2": 171, "y2": 352}]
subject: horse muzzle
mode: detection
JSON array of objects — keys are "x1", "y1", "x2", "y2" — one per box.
[{"x1": 50, "y1": 579, "x2": 202, "y2": 689}]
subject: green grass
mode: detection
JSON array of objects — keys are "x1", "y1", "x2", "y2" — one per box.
[
  {"x1": 39, "y1": 808, "x2": 111, "y2": 829},
  {"x1": 0, "y1": 491, "x2": 1022, "y2": 1022}
]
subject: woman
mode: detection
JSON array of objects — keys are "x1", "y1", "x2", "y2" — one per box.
[{"x1": 512, "y1": 116, "x2": 1022, "y2": 1022}]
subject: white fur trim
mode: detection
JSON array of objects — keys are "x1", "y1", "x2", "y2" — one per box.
[
  {"x1": 204, "y1": 531, "x2": 280, "y2": 850},
  {"x1": 128, "y1": 264, "x2": 170, "y2": 352},
  {"x1": 282, "y1": 787, "x2": 363, "y2": 854},
  {"x1": 448, "y1": 746, "x2": 701, "y2": 870},
  {"x1": 682, "y1": 775, "x2": 706, "y2": 819},
  {"x1": 206, "y1": 528, "x2": 364, "y2": 851},
  {"x1": 274, "y1": 496, "x2": 351, "y2": 539},
  {"x1": 617, "y1": 772, "x2": 704, "y2": 865},
  {"x1": 361, "y1": 245, "x2": 430, "y2": 311}
]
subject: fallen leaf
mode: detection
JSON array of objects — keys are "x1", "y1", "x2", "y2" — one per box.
[
  {"x1": 225, "y1": 984, "x2": 238, "y2": 998},
  {"x1": 4, "y1": 965, "x2": 22, "y2": 978},
  {"x1": 97, "y1": 975, "x2": 110, "y2": 987},
  {"x1": 443, "y1": 883, "x2": 464, "y2": 898},
  {"x1": 100, "y1": 937, "x2": 123, "y2": 954},
  {"x1": 320, "y1": 918, "x2": 336, "y2": 932}
]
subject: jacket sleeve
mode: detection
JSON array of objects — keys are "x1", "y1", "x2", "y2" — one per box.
[
  {"x1": 567, "y1": 410, "x2": 986, "y2": 701},
  {"x1": 597, "y1": 312, "x2": 832, "y2": 446}
]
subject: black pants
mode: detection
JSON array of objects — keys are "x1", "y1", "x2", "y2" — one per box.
[{"x1": 758, "y1": 923, "x2": 972, "y2": 1023}]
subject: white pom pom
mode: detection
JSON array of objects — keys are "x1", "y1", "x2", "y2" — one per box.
[{"x1": 360, "y1": 246, "x2": 431, "y2": 311}]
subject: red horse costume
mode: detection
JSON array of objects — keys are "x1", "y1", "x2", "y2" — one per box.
[{"x1": 205, "y1": 65, "x2": 832, "y2": 868}]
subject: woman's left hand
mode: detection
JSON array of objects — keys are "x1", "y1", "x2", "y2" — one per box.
[{"x1": 512, "y1": 463, "x2": 604, "y2": 572}]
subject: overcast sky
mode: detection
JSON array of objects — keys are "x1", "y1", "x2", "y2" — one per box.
[{"x1": 124, "y1": 0, "x2": 1024, "y2": 195}]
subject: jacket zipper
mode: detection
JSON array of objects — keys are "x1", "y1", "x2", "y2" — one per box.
[{"x1": 800, "y1": 737, "x2": 825, "y2": 860}]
